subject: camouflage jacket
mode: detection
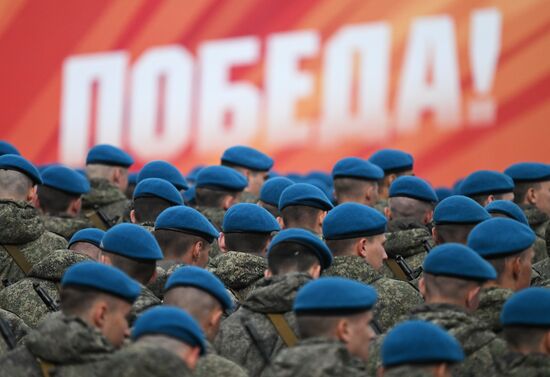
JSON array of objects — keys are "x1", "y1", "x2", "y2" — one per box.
[
  {"x1": 195, "y1": 206, "x2": 225, "y2": 232},
  {"x1": 145, "y1": 266, "x2": 169, "y2": 300},
  {"x1": 128, "y1": 285, "x2": 161, "y2": 326},
  {"x1": 209, "y1": 251, "x2": 267, "y2": 302},
  {"x1": 214, "y1": 273, "x2": 312, "y2": 376},
  {"x1": 261, "y1": 337, "x2": 368, "y2": 377},
  {"x1": 240, "y1": 191, "x2": 260, "y2": 204},
  {"x1": 82, "y1": 179, "x2": 129, "y2": 229},
  {"x1": 373, "y1": 199, "x2": 388, "y2": 215},
  {"x1": 0, "y1": 200, "x2": 67, "y2": 287},
  {"x1": 381, "y1": 218, "x2": 434, "y2": 279},
  {"x1": 0, "y1": 314, "x2": 115, "y2": 377},
  {"x1": 382, "y1": 366, "x2": 435, "y2": 377},
  {"x1": 194, "y1": 341, "x2": 248, "y2": 377},
  {"x1": 493, "y1": 351, "x2": 550, "y2": 377},
  {"x1": 0, "y1": 249, "x2": 91, "y2": 328},
  {"x1": 533, "y1": 258, "x2": 550, "y2": 281},
  {"x1": 322, "y1": 255, "x2": 423, "y2": 332},
  {"x1": 41, "y1": 214, "x2": 92, "y2": 241},
  {"x1": 521, "y1": 204, "x2": 550, "y2": 263},
  {"x1": 474, "y1": 286, "x2": 514, "y2": 334},
  {"x1": 96, "y1": 341, "x2": 193, "y2": 377},
  {"x1": 369, "y1": 303, "x2": 507, "y2": 377},
  {"x1": 0, "y1": 309, "x2": 30, "y2": 357}
]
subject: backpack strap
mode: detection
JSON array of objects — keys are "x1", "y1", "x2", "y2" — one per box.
[
  {"x1": 266, "y1": 313, "x2": 298, "y2": 347},
  {"x1": 2, "y1": 244, "x2": 32, "y2": 275}
]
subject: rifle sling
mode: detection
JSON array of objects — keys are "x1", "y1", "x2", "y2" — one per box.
[
  {"x1": 2, "y1": 244, "x2": 32, "y2": 275},
  {"x1": 85, "y1": 210, "x2": 108, "y2": 230},
  {"x1": 38, "y1": 358, "x2": 54, "y2": 377},
  {"x1": 385, "y1": 258, "x2": 409, "y2": 281},
  {"x1": 266, "y1": 313, "x2": 298, "y2": 347}
]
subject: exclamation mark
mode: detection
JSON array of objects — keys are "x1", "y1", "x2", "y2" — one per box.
[{"x1": 468, "y1": 8, "x2": 502, "y2": 125}]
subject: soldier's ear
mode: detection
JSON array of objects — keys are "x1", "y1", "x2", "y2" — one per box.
[
  {"x1": 543, "y1": 330, "x2": 550, "y2": 353},
  {"x1": 28, "y1": 185, "x2": 38, "y2": 206},
  {"x1": 465, "y1": 285, "x2": 482, "y2": 311},
  {"x1": 526, "y1": 187, "x2": 537, "y2": 205},
  {"x1": 129, "y1": 209, "x2": 137, "y2": 224},
  {"x1": 423, "y1": 209, "x2": 434, "y2": 225},
  {"x1": 218, "y1": 233, "x2": 227, "y2": 252},
  {"x1": 383, "y1": 206, "x2": 391, "y2": 220},
  {"x1": 264, "y1": 269, "x2": 273, "y2": 279},
  {"x1": 434, "y1": 363, "x2": 452, "y2": 377},
  {"x1": 91, "y1": 301, "x2": 108, "y2": 329},
  {"x1": 277, "y1": 216, "x2": 285, "y2": 229},
  {"x1": 335, "y1": 318, "x2": 351, "y2": 344},
  {"x1": 418, "y1": 277, "x2": 426, "y2": 299}
]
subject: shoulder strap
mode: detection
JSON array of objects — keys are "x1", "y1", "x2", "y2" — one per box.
[
  {"x1": 37, "y1": 358, "x2": 54, "y2": 377},
  {"x1": 266, "y1": 313, "x2": 298, "y2": 347},
  {"x1": 385, "y1": 258, "x2": 408, "y2": 281},
  {"x1": 84, "y1": 210, "x2": 108, "y2": 230},
  {"x1": 2, "y1": 244, "x2": 32, "y2": 275}
]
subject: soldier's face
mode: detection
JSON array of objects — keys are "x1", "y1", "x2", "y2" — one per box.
[
  {"x1": 102, "y1": 300, "x2": 132, "y2": 348},
  {"x1": 533, "y1": 181, "x2": 550, "y2": 216},
  {"x1": 516, "y1": 247, "x2": 535, "y2": 290},
  {"x1": 345, "y1": 311, "x2": 375, "y2": 362},
  {"x1": 247, "y1": 171, "x2": 269, "y2": 196},
  {"x1": 364, "y1": 234, "x2": 387, "y2": 271}
]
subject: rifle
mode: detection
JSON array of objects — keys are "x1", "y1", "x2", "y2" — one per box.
[
  {"x1": 395, "y1": 255, "x2": 423, "y2": 281},
  {"x1": 0, "y1": 317, "x2": 16, "y2": 350},
  {"x1": 33, "y1": 283, "x2": 60, "y2": 312}
]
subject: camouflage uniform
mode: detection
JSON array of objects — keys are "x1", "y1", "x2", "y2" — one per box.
[
  {"x1": 474, "y1": 287, "x2": 514, "y2": 333},
  {"x1": 373, "y1": 199, "x2": 388, "y2": 214},
  {"x1": 240, "y1": 191, "x2": 259, "y2": 204},
  {"x1": 195, "y1": 341, "x2": 248, "y2": 377},
  {"x1": 215, "y1": 273, "x2": 312, "y2": 376},
  {"x1": 96, "y1": 341, "x2": 193, "y2": 377},
  {"x1": 209, "y1": 251, "x2": 267, "y2": 302},
  {"x1": 382, "y1": 366, "x2": 434, "y2": 377},
  {"x1": 322, "y1": 255, "x2": 423, "y2": 332},
  {"x1": 533, "y1": 258, "x2": 550, "y2": 281},
  {"x1": 0, "y1": 249, "x2": 91, "y2": 328},
  {"x1": 82, "y1": 179, "x2": 129, "y2": 228},
  {"x1": 195, "y1": 206, "x2": 225, "y2": 259},
  {"x1": 493, "y1": 352, "x2": 550, "y2": 377},
  {"x1": 129, "y1": 285, "x2": 161, "y2": 325},
  {"x1": 521, "y1": 204, "x2": 550, "y2": 263},
  {"x1": 0, "y1": 200, "x2": 67, "y2": 288},
  {"x1": 0, "y1": 314, "x2": 115, "y2": 377},
  {"x1": 381, "y1": 218, "x2": 434, "y2": 280},
  {"x1": 41, "y1": 214, "x2": 92, "y2": 241},
  {"x1": 146, "y1": 266, "x2": 169, "y2": 299},
  {"x1": 261, "y1": 337, "x2": 368, "y2": 377},
  {"x1": 0, "y1": 309, "x2": 30, "y2": 356}
]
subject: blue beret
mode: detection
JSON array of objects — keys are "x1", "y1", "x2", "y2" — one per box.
[
  {"x1": 267, "y1": 228, "x2": 333, "y2": 270},
  {"x1": 259, "y1": 177, "x2": 294, "y2": 206},
  {"x1": 382, "y1": 320, "x2": 464, "y2": 367},
  {"x1": 128, "y1": 172, "x2": 138, "y2": 185},
  {"x1": 165, "y1": 266, "x2": 233, "y2": 310},
  {"x1": 433, "y1": 195, "x2": 490, "y2": 224},
  {"x1": 222, "y1": 203, "x2": 280, "y2": 233},
  {"x1": 305, "y1": 177, "x2": 333, "y2": 202},
  {"x1": 155, "y1": 206, "x2": 219, "y2": 243},
  {"x1": 138, "y1": 160, "x2": 188, "y2": 191},
  {"x1": 68, "y1": 228, "x2": 105, "y2": 248},
  {"x1": 0, "y1": 141, "x2": 20, "y2": 156},
  {"x1": 389, "y1": 176, "x2": 437, "y2": 203},
  {"x1": 453, "y1": 178, "x2": 464, "y2": 194},
  {"x1": 0, "y1": 154, "x2": 42, "y2": 184},
  {"x1": 132, "y1": 306, "x2": 206, "y2": 355},
  {"x1": 294, "y1": 277, "x2": 377, "y2": 315},
  {"x1": 86, "y1": 144, "x2": 133, "y2": 168},
  {"x1": 286, "y1": 173, "x2": 304, "y2": 183},
  {"x1": 369, "y1": 149, "x2": 414, "y2": 173},
  {"x1": 306, "y1": 171, "x2": 333, "y2": 189},
  {"x1": 133, "y1": 178, "x2": 183, "y2": 206},
  {"x1": 101, "y1": 223, "x2": 163, "y2": 260},
  {"x1": 196, "y1": 166, "x2": 248, "y2": 191},
  {"x1": 323, "y1": 203, "x2": 387, "y2": 240},
  {"x1": 182, "y1": 186, "x2": 196, "y2": 205},
  {"x1": 486, "y1": 200, "x2": 529, "y2": 225},
  {"x1": 423, "y1": 243, "x2": 497, "y2": 281},
  {"x1": 435, "y1": 187, "x2": 453, "y2": 202},
  {"x1": 505, "y1": 162, "x2": 550, "y2": 182},
  {"x1": 467, "y1": 218, "x2": 536, "y2": 258},
  {"x1": 221, "y1": 145, "x2": 273, "y2": 171},
  {"x1": 41, "y1": 165, "x2": 90, "y2": 195},
  {"x1": 332, "y1": 157, "x2": 384, "y2": 181},
  {"x1": 279, "y1": 183, "x2": 333, "y2": 211},
  {"x1": 62, "y1": 262, "x2": 141, "y2": 303},
  {"x1": 187, "y1": 165, "x2": 205, "y2": 183},
  {"x1": 460, "y1": 170, "x2": 514, "y2": 196},
  {"x1": 501, "y1": 287, "x2": 550, "y2": 327}
]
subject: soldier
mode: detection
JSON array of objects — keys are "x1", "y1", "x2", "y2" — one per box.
[
  {"x1": 486, "y1": 200, "x2": 529, "y2": 224},
  {"x1": 195, "y1": 165, "x2": 248, "y2": 231},
  {"x1": 97, "y1": 306, "x2": 204, "y2": 377},
  {"x1": 278, "y1": 183, "x2": 333, "y2": 235},
  {"x1": 435, "y1": 187, "x2": 453, "y2": 202},
  {"x1": 186, "y1": 165, "x2": 205, "y2": 187},
  {"x1": 0, "y1": 141, "x2": 20, "y2": 156},
  {"x1": 459, "y1": 170, "x2": 515, "y2": 206},
  {"x1": 467, "y1": 218, "x2": 536, "y2": 333},
  {"x1": 0, "y1": 309, "x2": 30, "y2": 356},
  {"x1": 373, "y1": 243, "x2": 505, "y2": 377},
  {"x1": 137, "y1": 160, "x2": 188, "y2": 191},
  {"x1": 130, "y1": 178, "x2": 183, "y2": 230},
  {"x1": 99, "y1": 223, "x2": 163, "y2": 323},
  {"x1": 35, "y1": 165, "x2": 92, "y2": 241},
  {"x1": 262, "y1": 277, "x2": 378, "y2": 377},
  {"x1": 124, "y1": 172, "x2": 138, "y2": 199},
  {"x1": 221, "y1": 145, "x2": 274, "y2": 202},
  {"x1": 67, "y1": 228, "x2": 105, "y2": 261},
  {"x1": 380, "y1": 320, "x2": 464, "y2": 377},
  {"x1": 494, "y1": 287, "x2": 550, "y2": 376},
  {"x1": 505, "y1": 162, "x2": 550, "y2": 262},
  {"x1": 211, "y1": 203, "x2": 279, "y2": 303},
  {"x1": 0, "y1": 262, "x2": 140, "y2": 376},
  {"x1": 322, "y1": 202, "x2": 423, "y2": 331},
  {"x1": 0, "y1": 154, "x2": 67, "y2": 286},
  {"x1": 82, "y1": 144, "x2": 134, "y2": 229},
  {"x1": 332, "y1": 157, "x2": 384, "y2": 207},
  {"x1": 215, "y1": 228, "x2": 333, "y2": 376},
  {"x1": 432, "y1": 195, "x2": 490, "y2": 245},
  {"x1": 164, "y1": 266, "x2": 248, "y2": 377},
  {"x1": 369, "y1": 149, "x2": 414, "y2": 212},
  {"x1": 258, "y1": 177, "x2": 294, "y2": 218},
  {"x1": 382, "y1": 176, "x2": 437, "y2": 280}
]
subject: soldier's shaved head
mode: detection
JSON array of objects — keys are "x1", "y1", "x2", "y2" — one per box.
[
  {"x1": 281, "y1": 205, "x2": 325, "y2": 234},
  {"x1": 421, "y1": 273, "x2": 483, "y2": 312},
  {"x1": 333, "y1": 178, "x2": 378, "y2": 206},
  {"x1": 388, "y1": 197, "x2": 434, "y2": 224},
  {"x1": 86, "y1": 164, "x2": 128, "y2": 191},
  {"x1": 0, "y1": 169, "x2": 34, "y2": 202}
]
